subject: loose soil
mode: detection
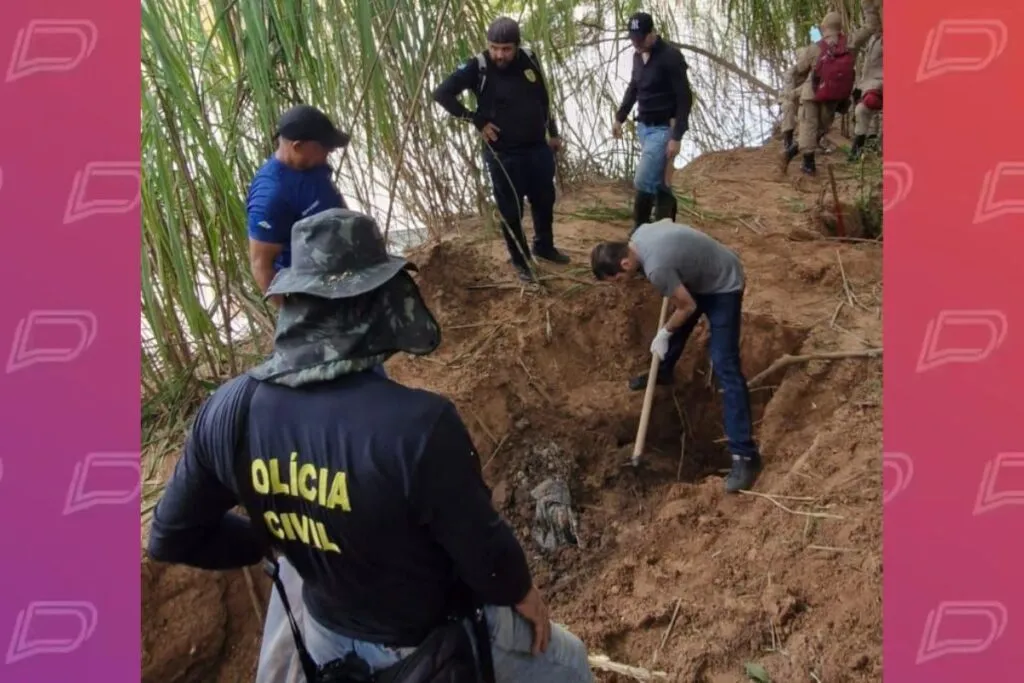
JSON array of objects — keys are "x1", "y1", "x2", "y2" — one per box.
[{"x1": 142, "y1": 139, "x2": 883, "y2": 683}]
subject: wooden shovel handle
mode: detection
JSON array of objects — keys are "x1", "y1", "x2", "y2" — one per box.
[{"x1": 632, "y1": 297, "x2": 671, "y2": 462}]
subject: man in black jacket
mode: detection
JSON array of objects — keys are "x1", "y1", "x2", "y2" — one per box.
[
  {"x1": 147, "y1": 209, "x2": 593, "y2": 681},
  {"x1": 613, "y1": 12, "x2": 694, "y2": 229},
  {"x1": 433, "y1": 17, "x2": 570, "y2": 283}
]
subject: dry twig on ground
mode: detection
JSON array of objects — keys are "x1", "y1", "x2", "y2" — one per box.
[
  {"x1": 671, "y1": 392, "x2": 688, "y2": 481},
  {"x1": 651, "y1": 598, "x2": 682, "y2": 667},
  {"x1": 483, "y1": 432, "x2": 509, "y2": 471},
  {"x1": 517, "y1": 357, "x2": 555, "y2": 405}
]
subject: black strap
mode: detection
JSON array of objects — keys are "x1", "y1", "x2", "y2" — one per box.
[
  {"x1": 471, "y1": 609, "x2": 495, "y2": 683},
  {"x1": 231, "y1": 378, "x2": 322, "y2": 683},
  {"x1": 476, "y1": 47, "x2": 543, "y2": 91}
]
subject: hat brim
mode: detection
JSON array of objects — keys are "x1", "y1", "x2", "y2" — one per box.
[
  {"x1": 323, "y1": 128, "x2": 351, "y2": 150},
  {"x1": 265, "y1": 256, "x2": 417, "y2": 300},
  {"x1": 249, "y1": 269, "x2": 442, "y2": 387},
  {"x1": 273, "y1": 128, "x2": 351, "y2": 150}
]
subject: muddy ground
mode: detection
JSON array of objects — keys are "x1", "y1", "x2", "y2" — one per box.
[{"x1": 142, "y1": 138, "x2": 883, "y2": 683}]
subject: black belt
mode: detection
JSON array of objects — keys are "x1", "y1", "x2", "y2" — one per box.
[{"x1": 637, "y1": 114, "x2": 673, "y2": 126}]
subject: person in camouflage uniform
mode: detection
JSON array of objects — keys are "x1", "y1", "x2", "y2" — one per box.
[
  {"x1": 849, "y1": 20, "x2": 883, "y2": 160},
  {"x1": 780, "y1": 0, "x2": 881, "y2": 175},
  {"x1": 779, "y1": 86, "x2": 801, "y2": 155},
  {"x1": 148, "y1": 208, "x2": 593, "y2": 683}
]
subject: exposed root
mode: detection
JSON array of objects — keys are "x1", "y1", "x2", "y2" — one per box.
[
  {"x1": 589, "y1": 654, "x2": 669, "y2": 680},
  {"x1": 738, "y1": 490, "x2": 845, "y2": 520},
  {"x1": 748, "y1": 348, "x2": 882, "y2": 387}
]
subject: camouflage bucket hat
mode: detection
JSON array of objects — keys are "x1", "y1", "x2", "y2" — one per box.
[
  {"x1": 250, "y1": 209, "x2": 441, "y2": 387},
  {"x1": 249, "y1": 270, "x2": 441, "y2": 387},
  {"x1": 265, "y1": 208, "x2": 417, "y2": 300}
]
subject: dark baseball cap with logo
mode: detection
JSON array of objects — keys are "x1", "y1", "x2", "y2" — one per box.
[
  {"x1": 627, "y1": 11, "x2": 655, "y2": 39},
  {"x1": 275, "y1": 104, "x2": 351, "y2": 150}
]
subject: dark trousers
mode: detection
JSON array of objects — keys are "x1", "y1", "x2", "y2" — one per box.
[
  {"x1": 484, "y1": 144, "x2": 556, "y2": 268},
  {"x1": 661, "y1": 290, "x2": 759, "y2": 459}
]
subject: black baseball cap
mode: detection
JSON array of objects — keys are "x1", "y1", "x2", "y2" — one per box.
[
  {"x1": 275, "y1": 104, "x2": 351, "y2": 150},
  {"x1": 627, "y1": 12, "x2": 654, "y2": 38}
]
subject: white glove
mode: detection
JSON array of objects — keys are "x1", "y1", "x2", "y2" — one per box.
[{"x1": 650, "y1": 327, "x2": 672, "y2": 360}]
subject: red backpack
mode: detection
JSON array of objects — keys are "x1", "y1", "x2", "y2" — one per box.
[{"x1": 811, "y1": 35, "x2": 855, "y2": 102}]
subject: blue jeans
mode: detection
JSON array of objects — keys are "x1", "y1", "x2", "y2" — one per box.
[
  {"x1": 304, "y1": 603, "x2": 594, "y2": 683},
  {"x1": 634, "y1": 123, "x2": 672, "y2": 195},
  {"x1": 661, "y1": 290, "x2": 759, "y2": 459}
]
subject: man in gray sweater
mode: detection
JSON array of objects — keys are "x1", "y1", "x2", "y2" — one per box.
[{"x1": 590, "y1": 220, "x2": 762, "y2": 492}]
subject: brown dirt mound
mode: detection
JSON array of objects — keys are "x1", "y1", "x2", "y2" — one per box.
[
  {"x1": 142, "y1": 553, "x2": 270, "y2": 683},
  {"x1": 142, "y1": 141, "x2": 882, "y2": 683}
]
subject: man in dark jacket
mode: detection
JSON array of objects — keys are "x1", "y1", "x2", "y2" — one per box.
[
  {"x1": 433, "y1": 17, "x2": 570, "y2": 283},
  {"x1": 613, "y1": 12, "x2": 694, "y2": 229},
  {"x1": 147, "y1": 209, "x2": 593, "y2": 681}
]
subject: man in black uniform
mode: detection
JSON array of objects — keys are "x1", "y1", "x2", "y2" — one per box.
[
  {"x1": 433, "y1": 16, "x2": 569, "y2": 283},
  {"x1": 613, "y1": 12, "x2": 694, "y2": 230},
  {"x1": 147, "y1": 209, "x2": 594, "y2": 681}
]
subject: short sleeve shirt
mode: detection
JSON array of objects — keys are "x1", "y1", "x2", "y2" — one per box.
[
  {"x1": 246, "y1": 157, "x2": 347, "y2": 272},
  {"x1": 631, "y1": 220, "x2": 745, "y2": 296}
]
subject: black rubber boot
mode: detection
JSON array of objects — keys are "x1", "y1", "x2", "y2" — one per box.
[
  {"x1": 513, "y1": 264, "x2": 535, "y2": 283},
  {"x1": 782, "y1": 130, "x2": 794, "y2": 151},
  {"x1": 534, "y1": 246, "x2": 570, "y2": 265},
  {"x1": 780, "y1": 144, "x2": 800, "y2": 174},
  {"x1": 654, "y1": 188, "x2": 678, "y2": 222},
  {"x1": 800, "y1": 153, "x2": 816, "y2": 176},
  {"x1": 725, "y1": 455, "x2": 763, "y2": 493},
  {"x1": 848, "y1": 134, "x2": 867, "y2": 161},
  {"x1": 628, "y1": 370, "x2": 674, "y2": 392},
  {"x1": 508, "y1": 259, "x2": 535, "y2": 283},
  {"x1": 632, "y1": 191, "x2": 656, "y2": 229}
]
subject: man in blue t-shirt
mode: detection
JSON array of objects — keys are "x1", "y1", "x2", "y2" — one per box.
[{"x1": 247, "y1": 104, "x2": 351, "y2": 305}]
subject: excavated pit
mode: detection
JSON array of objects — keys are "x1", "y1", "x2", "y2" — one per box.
[
  {"x1": 141, "y1": 279, "x2": 808, "y2": 683},
  {"x1": 142, "y1": 157, "x2": 883, "y2": 683}
]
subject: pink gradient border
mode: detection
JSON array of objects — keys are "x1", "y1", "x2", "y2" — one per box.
[
  {"x1": 0, "y1": 1, "x2": 141, "y2": 681},
  {"x1": 884, "y1": 0, "x2": 1023, "y2": 678}
]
